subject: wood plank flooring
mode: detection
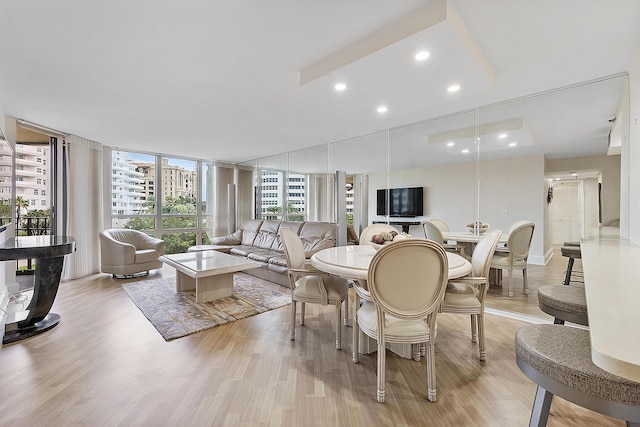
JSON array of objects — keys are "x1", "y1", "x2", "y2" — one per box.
[{"x1": 0, "y1": 248, "x2": 623, "y2": 426}]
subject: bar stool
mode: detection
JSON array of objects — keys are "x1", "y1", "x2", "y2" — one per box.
[
  {"x1": 515, "y1": 324, "x2": 640, "y2": 427},
  {"x1": 560, "y1": 243, "x2": 582, "y2": 286},
  {"x1": 538, "y1": 285, "x2": 588, "y2": 326}
]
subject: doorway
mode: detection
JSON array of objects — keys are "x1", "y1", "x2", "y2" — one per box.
[{"x1": 550, "y1": 181, "x2": 581, "y2": 245}]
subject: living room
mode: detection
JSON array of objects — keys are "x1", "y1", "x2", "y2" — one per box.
[{"x1": 1, "y1": 1, "x2": 640, "y2": 425}]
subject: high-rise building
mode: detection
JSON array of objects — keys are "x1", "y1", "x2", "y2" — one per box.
[{"x1": 111, "y1": 150, "x2": 146, "y2": 215}]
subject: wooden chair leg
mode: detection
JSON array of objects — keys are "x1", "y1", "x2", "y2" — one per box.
[
  {"x1": 523, "y1": 268, "x2": 529, "y2": 295},
  {"x1": 300, "y1": 302, "x2": 306, "y2": 325},
  {"x1": 352, "y1": 294, "x2": 360, "y2": 363},
  {"x1": 426, "y1": 342, "x2": 437, "y2": 402},
  {"x1": 470, "y1": 314, "x2": 478, "y2": 343},
  {"x1": 290, "y1": 300, "x2": 296, "y2": 340},
  {"x1": 377, "y1": 339, "x2": 386, "y2": 403},
  {"x1": 478, "y1": 314, "x2": 486, "y2": 361},
  {"x1": 508, "y1": 268, "x2": 514, "y2": 297},
  {"x1": 335, "y1": 303, "x2": 342, "y2": 350},
  {"x1": 343, "y1": 296, "x2": 349, "y2": 326}
]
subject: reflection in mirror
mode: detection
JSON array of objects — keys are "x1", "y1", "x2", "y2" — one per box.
[
  {"x1": 387, "y1": 110, "x2": 478, "y2": 238},
  {"x1": 289, "y1": 144, "x2": 329, "y2": 222},
  {"x1": 478, "y1": 74, "x2": 627, "y2": 314},
  {"x1": 329, "y1": 131, "x2": 388, "y2": 236}
]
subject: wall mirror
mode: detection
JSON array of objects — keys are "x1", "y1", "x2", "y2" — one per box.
[{"x1": 247, "y1": 74, "x2": 628, "y2": 317}]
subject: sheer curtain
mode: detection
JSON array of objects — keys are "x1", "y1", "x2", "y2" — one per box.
[{"x1": 62, "y1": 136, "x2": 103, "y2": 279}]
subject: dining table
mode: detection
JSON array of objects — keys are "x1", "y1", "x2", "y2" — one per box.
[{"x1": 310, "y1": 243, "x2": 472, "y2": 358}]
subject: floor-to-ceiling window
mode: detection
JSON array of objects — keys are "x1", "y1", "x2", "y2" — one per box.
[{"x1": 109, "y1": 150, "x2": 211, "y2": 254}]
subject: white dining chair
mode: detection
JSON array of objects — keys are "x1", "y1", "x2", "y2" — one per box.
[
  {"x1": 440, "y1": 229, "x2": 502, "y2": 361},
  {"x1": 423, "y1": 220, "x2": 466, "y2": 258},
  {"x1": 359, "y1": 223, "x2": 397, "y2": 246},
  {"x1": 352, "y1": 239, "x2": 448, "y2": 403},
  {"x1": 490, "y1": 221, "x2": 535, "y2": 297}
]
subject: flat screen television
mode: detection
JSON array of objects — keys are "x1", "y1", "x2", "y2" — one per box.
[{"x1": 376, "y1": 187, "x2": 424, "y2": 217}]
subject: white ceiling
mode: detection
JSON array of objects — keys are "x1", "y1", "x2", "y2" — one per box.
[{"x1": 1, "y1": 0, "x2": 639, "y2": 166}]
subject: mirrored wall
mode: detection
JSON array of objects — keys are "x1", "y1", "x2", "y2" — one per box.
[{"x1": 245, "y1": 74, "x2": 628, "y2": 314}]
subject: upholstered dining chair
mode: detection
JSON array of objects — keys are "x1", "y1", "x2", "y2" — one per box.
[
  {"x1": 352, "y1": 239, "x2": 448, "y2": 403},
  {"x1": 359, "y1": 223, "x2": 397, "y2": 246},
  {"x1": 280, "y1": 227, "x2": 349, "y2": 350},
  {"x1": 429, "y1": 218, "x2": 449, "y2": 233},
  {"x1": 423, "y1": 220, "x2": 466, "y2": 257},
  {"x1": 440, "y1": 229, "x2": 502, "y2": 361},
  {"x1": 490, "y1": 221, "x2": 535, "y2": 297}
]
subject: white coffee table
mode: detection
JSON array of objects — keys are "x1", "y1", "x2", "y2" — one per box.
[{"x1": 159, "y1": 251, "x2": 261, "y2": 303}]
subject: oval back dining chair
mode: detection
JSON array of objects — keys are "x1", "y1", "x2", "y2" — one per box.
[
  {"x1": 423, "y1": 220, "x2": 466, "y2": 257},
  {"x1": 429, "y1": 218, "x2": 450, "y2": 233},
  {"x1": 359, "y1": 224, "x2": 397, "y2": 246},
  {"x1": 490, "y1": 221, "x2": 535, "y2": 297},
  {"x1": 281, "y1": 227, "x2": 349, "y2": 349},
  {"x1": 354, "y1": 239, "x2": 448, "y2": 403},
  {"x1": 440, "y1": 229, "x2": 502, "y2": 361}
]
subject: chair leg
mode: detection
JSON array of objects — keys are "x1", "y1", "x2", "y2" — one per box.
[
  {"x1": 420, "y1": 342, "x2": 426, "y2": 356},
  {"x1": 470, "y1": 314, "x2": 478, "y2": 343},
  {"x1": 352, "y1": 294, "x2": 360, "y2": 363},
  {"x1": 335, "y1": 303, "x2": 342, "y2": 350},
  {"x1": 523, "y1": 268, "x2": 529, "y2": 295},
  {"x1": 413, "y1": 344, "x2": 421, "y2": 362},
  {"x1": 426, "y1": 342, "x2": 437, "y2": 402},
  {"x1": 290, "y1": 300, "x2": 296, "y2": 340},
  {"x1": 377, "y1": 340, "x2": 386, "y2": 403},
  {"x1": 478, "y1": 314, "x2": 486, "y2": 361},
  {"x1": 563, "y1": 257, "x2": 575, "y2": 286},
  {"x1": 343, "y1": 295, "x2": 349, "y2": 326},
  {"x1": 300, "y1": 302, "x2": 306, "y2": 326},
  {"x1": 529, "y1": 385, "x2": 553, "y2": 427},
  {"x1": 508, "y1": 268, "x2": 514, "y2": 297}
]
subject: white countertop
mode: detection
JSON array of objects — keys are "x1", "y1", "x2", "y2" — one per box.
[{"x1": 581, "y1": 237, "x2": 640, "y2": 382}]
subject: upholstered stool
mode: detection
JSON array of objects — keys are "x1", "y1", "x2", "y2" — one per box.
[
  {"x1": 538, "y1": 285, "x2": 588, "y2": 326},
  {"x1": 515, "y1": 324, "x2": 640, "y2": 426},
  {"x1": 560, "y1": 244, "x2": 582, "y2": 286}
]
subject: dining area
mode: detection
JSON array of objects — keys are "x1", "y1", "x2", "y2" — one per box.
[{"x1": 279, "y1": 219, "x2": 640, "y2": 425}]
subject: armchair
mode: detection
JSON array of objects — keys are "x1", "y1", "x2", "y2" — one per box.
[{"x1": 99, "y1": 229, "x2": 165, "y2": 278}]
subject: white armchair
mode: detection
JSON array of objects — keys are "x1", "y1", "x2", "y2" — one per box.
[{"x1": 99, "y1": 229, "x2": 165, "y2": 278}]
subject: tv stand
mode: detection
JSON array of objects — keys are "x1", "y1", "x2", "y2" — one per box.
[{"x1": 373, "y1": 220, "x2": 421, "y2": 234}]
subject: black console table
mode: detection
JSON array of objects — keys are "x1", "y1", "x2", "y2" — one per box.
[
  {"x1": 373, "y1": 220, "x2": 421, "y2": 234},
  {"x1": 1, "y1": 235, "x2": 76, "y2": 344}
]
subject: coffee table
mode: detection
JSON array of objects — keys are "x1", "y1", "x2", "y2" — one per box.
[{"x1": 159, "y1": 251, "x2": 261, "y2": 303}]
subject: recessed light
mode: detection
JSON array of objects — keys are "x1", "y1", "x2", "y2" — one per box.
[
  {"x1": 446, "y1": 141, "x2": 455, "y2": 147},
  {"x1": 571, "y1": 172, "x2": 578, "y2": 177},
  {"x1": 555, "y1": 178, "x2": 561, "y2": 181},
  {"x1": 498, "y1": 133, "x2": 508, "y2": 139},
  {"x1": 377, "y1": 105, "x2": 388, "y2": 114},
  {"x1": 334, "y1": 83, "x2": 346, "y2": 91},
  {"x1": 414, "y1": 51, "x2": 430, "y2": 61},
  {"x1": 447, "y1": 84, "x2": 461, "y2": 93},
  {"x1": 508, "y1": 142, "x2": 517, "y2": 147},
  {"x1": 462, "y1": 148, "x2": 470, "y2": 154}
]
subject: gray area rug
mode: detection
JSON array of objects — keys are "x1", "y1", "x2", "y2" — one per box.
[{"x1": 121, "y1": 275, "x2": 290, "y2": 341}]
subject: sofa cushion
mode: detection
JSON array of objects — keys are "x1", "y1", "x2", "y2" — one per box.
[
  {"x1": 230, "y1": 245, "x2": 266, "y2": 257},
  {"x1": 247, "y1": 249, "x2": 281, "y2": 263},
  {"x1": 299, "y1": 222, "x2": 337, "y2": 255},
  {"x1": 271, "y1": 221, "x2": 304, "y2": 252},
  {"x1": 135, "y1": 249, "x2": 160, "y2": 264},
  {"x1": 252, "y1": 220, "x2": 282, "y2": 250},
  {"x1": 239, "y1": 219, "x2": 264, "y2": 246}
]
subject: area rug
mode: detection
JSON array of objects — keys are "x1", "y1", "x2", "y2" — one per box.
[{"x1": 121, "y1": 275, "x2": 290, "y2": 341}]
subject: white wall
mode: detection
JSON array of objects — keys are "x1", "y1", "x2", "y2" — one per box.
[
  {"x1": 546, "y1": 154, "x2": 621, "y2": 226},
  {"x1": 367, "y1": 154, "x2": 547, "y2": 264},
  {"x1": 629, "y1": 49, "x2": 640, "y2": 244}
]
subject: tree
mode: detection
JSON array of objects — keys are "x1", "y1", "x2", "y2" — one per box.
[
  {"x1": 266, "y1": 202, "x2": 304, "y2": 221},
  {"x1": 15, "y1": 196, "x2": 29, "y2": 227}
]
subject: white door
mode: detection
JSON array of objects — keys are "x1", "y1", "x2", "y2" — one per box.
[{"x1": 550, "y1": 181, "x2": 580, "y2": 244}]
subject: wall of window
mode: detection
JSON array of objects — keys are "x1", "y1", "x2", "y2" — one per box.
[{"x1": 109, "y1": 150, "x2": 213, "y2": 254}]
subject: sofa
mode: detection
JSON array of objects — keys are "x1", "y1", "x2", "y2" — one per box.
[
  {"x1": 99, "y1": 228, "x2": 165, "y2": 278},
  {"x1": 192, "y1": 219, "x2": 338, "y2": 286}
]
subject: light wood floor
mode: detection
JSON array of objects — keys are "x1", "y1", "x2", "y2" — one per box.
[{"x1": 1, "y1": 248, "x2": 623, "y2": 427}]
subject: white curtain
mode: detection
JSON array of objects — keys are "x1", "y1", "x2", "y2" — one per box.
[{"x1": 62, "y1": 136, "x2": 103, "y2": 279}]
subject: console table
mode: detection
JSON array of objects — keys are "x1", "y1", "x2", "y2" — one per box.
[{"x1": 1, "y1": 235, "x2": 76, "y2": 344}]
